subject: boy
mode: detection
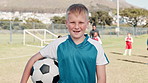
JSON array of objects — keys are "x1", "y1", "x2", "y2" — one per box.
[
  {"x1": 123, "y1": 33, "x2": 133, "y2": 56},
  {"x1": 21, "y1": 4, "x2": 109, "y2": 83}
]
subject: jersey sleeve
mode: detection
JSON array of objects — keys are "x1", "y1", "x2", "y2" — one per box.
[
  {"x1": 96, "y1": 44, "x2": 109, "y2": 65},
  {"x1": 98, "y1": 37, "x2": 102, "y2": 44},
  {"x1": 39, "y1": 41, "x2": 57, "y2": 60},
  {"x1": 39, "y1": 36, "x2": 68, "y2": 60},
  {"x1": 88, "y1": 38, "x2": 109, "y2": 65}
]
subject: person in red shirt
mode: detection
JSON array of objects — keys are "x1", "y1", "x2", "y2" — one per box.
[
  {"x1": 123, "y1": 33, "x2": 133, "y2": 56},
  {"x1": 92, "y1": 32, "x2": 102, "y2": 44}
]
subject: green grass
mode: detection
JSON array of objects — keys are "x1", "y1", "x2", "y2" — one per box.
[
  {"x1": 0, "y1": 34, "x2": 148, "y2": 83},
  {"x1": 0, "y1": 44, "x2": 40, "y2": 83},
  {"x1": 102, "y1": 34, "x2": 148, "y2": 83},
  {"x1": 0, "y1": 34, "x2": 23, "y2": 44}
]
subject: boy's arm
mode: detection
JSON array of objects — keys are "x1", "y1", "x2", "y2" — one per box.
[
  {"x1": 125, "y1": 37, "x2": 127, "y2": 41},
  {"x1": 20, "y1": 52, "x2": 43, "y2": 83},
  {"x1": 131, "y1": 37, "x2": 133, "y2": 43},
  {"x1": 96, "y1": 65, "x2": 106, "y2": 83}
]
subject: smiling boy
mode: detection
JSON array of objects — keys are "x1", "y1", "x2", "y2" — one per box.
[{"x1": 21, "y1": 4, "x2": 109, "y2": 83}]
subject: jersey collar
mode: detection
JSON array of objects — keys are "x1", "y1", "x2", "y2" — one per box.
[{"x1": 68, "y1": 34, "x2": 89, "y2": 48}]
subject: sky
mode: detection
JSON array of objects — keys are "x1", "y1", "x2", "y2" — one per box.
[{"x1": 126, "y1": 0, "x2": 148, "y2": 10}]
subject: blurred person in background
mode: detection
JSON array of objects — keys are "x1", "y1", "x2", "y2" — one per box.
[
  {"x1": 92, "y1": 31, "x2": 102, "y2": 44},
  {"x1": 123, "y1": 33, "x2": 133, "y2": 56},
  {"x1": 89, "y1": 23, "x2": 100, "y2": 38}
]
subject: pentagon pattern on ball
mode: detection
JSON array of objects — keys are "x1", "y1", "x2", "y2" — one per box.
[{"x1": 40, "y1": 64, "x2": 50, "y2": 74}]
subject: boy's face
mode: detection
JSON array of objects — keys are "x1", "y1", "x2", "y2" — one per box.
[{"x1": 66, "y1": 13, "x2": 89, "y2": 40}]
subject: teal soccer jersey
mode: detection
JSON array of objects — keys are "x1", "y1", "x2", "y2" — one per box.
[{"x1": 40, "y1": 34, "x2": 109, "y2": 83}]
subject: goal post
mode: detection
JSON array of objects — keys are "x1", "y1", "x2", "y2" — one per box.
[{"x1": 23, "y1": 29, "x2": 58, "y2": 47}]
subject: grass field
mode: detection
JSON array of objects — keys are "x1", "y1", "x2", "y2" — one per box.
[{"x1": 0, "y1": 34, "x2": 148, "y2": 83}]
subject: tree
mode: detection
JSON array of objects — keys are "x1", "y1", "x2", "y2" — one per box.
[
  {"x1": 120, "y1": 8, "x2": 148, "y2": 28},
  {"x1": 51, "y1": 16, "x2": 65, "y2": 24},
  {"x1": 25, "y1": 18, "x2": 42, "y2": 23},
  {"x1": 90, "y1": 11, "x2": 113, "y2": 26}
]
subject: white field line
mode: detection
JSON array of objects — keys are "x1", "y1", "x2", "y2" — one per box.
[{"x1": 0, "y1": 54, "x2": 33, "y2": 60}]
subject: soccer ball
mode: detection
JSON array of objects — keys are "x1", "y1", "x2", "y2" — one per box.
[{"x1": 30, "y1": 57, "x2": 59, "y2": 83}]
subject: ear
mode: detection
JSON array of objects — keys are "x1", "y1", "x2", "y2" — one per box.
[
  {"x1": 86, "y1": 20, "x2": 90, "y2": 28},
  {"x1": 65, "y1": 20, "x2": 68, "y2": 28}
]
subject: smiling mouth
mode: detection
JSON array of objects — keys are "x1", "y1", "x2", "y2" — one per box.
[{"x1": 73, "y1": 31, "x2": 80, "y2": 33}]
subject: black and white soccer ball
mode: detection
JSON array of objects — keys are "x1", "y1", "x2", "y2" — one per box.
[{"x1": 30, "y1": 57, "x2": 59, "y2": 83}]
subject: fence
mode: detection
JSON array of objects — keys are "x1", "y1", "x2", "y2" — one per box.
[
  {"x1": 97, "y1": 26, "x2": 148, "y2": 37},
  {"x1": 0, "y1": 21, "x2": 148, "y2": 44}
]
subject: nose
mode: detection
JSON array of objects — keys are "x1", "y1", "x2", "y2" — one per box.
[{"x1": 75, "y1": 23, "x2": 79, "y2": 29}]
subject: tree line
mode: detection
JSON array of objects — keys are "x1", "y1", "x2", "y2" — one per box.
[{"x1": 51, "y1": 8, "x2": 148, "y2": 28}]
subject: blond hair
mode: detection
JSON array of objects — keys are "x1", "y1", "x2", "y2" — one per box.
[{"x1": 66, "y1": 4, "x2": 89, "y2": 20}]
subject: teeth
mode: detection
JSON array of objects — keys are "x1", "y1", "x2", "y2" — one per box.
[{"x1": 74, "y1": 31, "x2": 80, "y2": 32}]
